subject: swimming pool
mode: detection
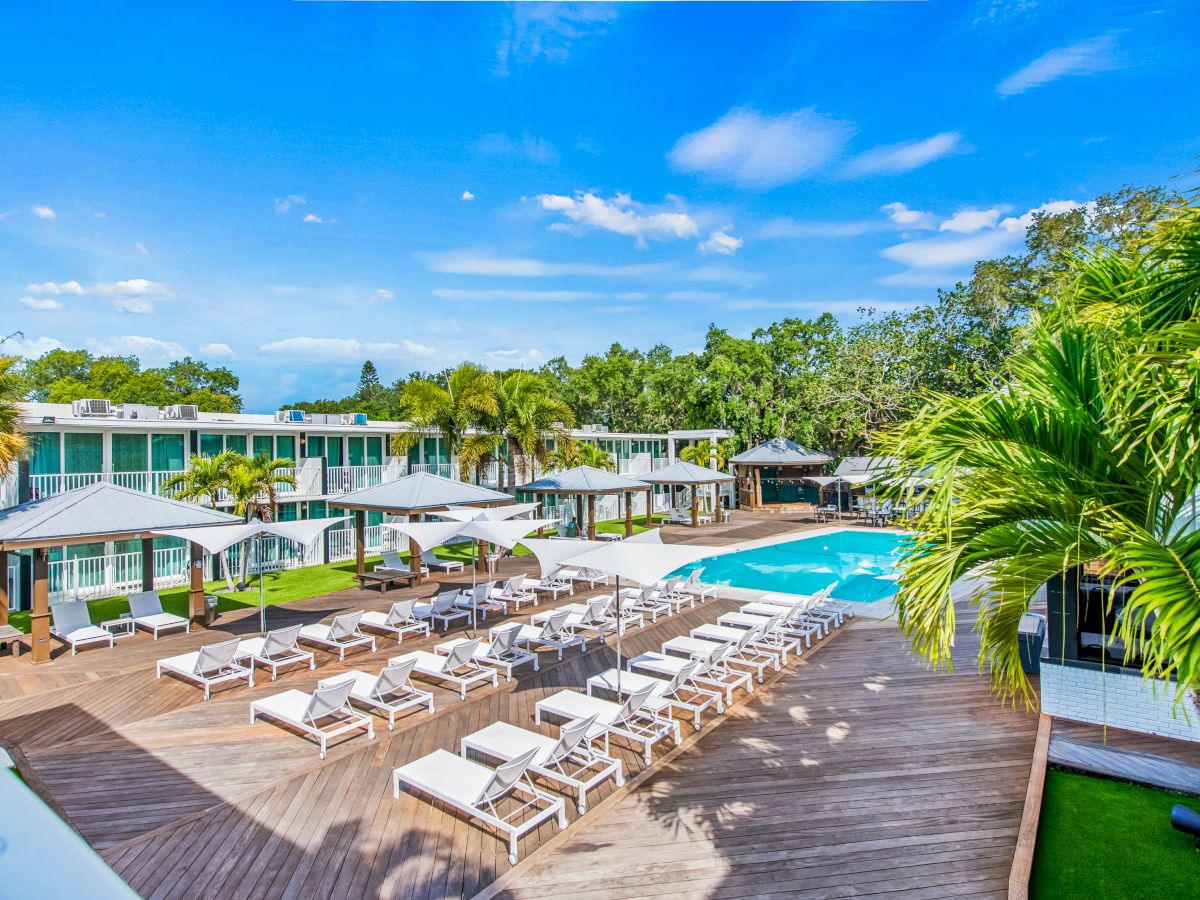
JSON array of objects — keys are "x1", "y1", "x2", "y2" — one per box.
[{"x1": 678, "y1": 529, "x2": 906, "y2": 602}]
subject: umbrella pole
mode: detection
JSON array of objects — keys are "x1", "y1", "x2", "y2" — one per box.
[
  {"x1": 258, "y1": 535, "x2": 265, "y2": 635},
  {"x1": 614, "y1": 574, "x2": 622, "y2": 695},
  {"x1": 469, "y1": 539, "x2": 477, "y2": 637}
]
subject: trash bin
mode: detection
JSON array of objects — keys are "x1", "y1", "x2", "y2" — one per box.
[
  {"x1": 1017, "y1": 612, "x2": 1045, "y2": 675},
  {"x1": 204, "y1": 594, "x2": 219, "y2": 624}
]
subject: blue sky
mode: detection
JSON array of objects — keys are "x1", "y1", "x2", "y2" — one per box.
[{"x1": 2, "y1": 1, "x2": 1196, "y2": 412}]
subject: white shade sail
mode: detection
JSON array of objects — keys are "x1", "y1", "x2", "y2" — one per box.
[
  {"x1": 153, "y1": 517, "x2": 347, "y2": 554},
  {"x1": 622, "y1": 529, "x2": 663, "y2": 545},
  {"x1": 260, "y1": 516, "x2": 350, "y2": 546},
  {"x1": 381, "y1": 520, "x2": 471, "y2": 549},
  {"x1": 459, "y1": 518, "x2": 556, "y2": 550},
  {"x1": 519, "y1": 537, "x2": 609, "y2": 577},
  {"x1": 435, "y1": 502, "x2": 542, "y2": 523},
  {"x1": 557, "y1": 540, "x2": 726, "y2": 586}
]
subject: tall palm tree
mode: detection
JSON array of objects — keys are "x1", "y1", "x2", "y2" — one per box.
[
  {"x1": 224, "y1": 455, "x2": 297, "y2": 587},
  {"x1": 496, "y1": 371, "x2": 575, "y2": 488},
  {"x1": 163, "y1": 451, "x2": 239, "y2": 589},
  {"x1": 0, "y1": 356, "x2": 28, "y2": 472},
  {"x1": 549, "y1": 437, "x2": 616, "y2": 472},
  {"x1": 392, "y1": 363, "x2": 500, "y2": 480},
  {"x1": 679, "y1": 438, "x2": 734, "y2": 470},
  {"x1": 877, "y1": 199, "x2": 1200, "y2": 706}
]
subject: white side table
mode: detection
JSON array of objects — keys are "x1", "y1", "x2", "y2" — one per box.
[{"x1": 101, "y1": 616, "x2": 136, "y2": 640}]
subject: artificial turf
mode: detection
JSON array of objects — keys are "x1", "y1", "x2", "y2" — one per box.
[{"x1": 1031, "y1": 768, "x2": 1200, "y2": 899}]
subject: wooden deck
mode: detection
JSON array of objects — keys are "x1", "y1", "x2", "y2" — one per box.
[{"x1": 0, "y1": 515, "x2": 1040, "y2": 899}]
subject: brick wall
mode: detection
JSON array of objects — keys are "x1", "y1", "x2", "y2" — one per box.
[{"x1": 1041, "y1": 661, "x2": 1200, "y2": 743}]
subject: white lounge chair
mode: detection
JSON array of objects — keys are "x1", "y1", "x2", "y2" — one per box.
[
  {"x1": 420, "y1": 548, "x2": 463, "y2": 573},
  {"x1": 650, "y1": 578, "x2": 694, "y2": 614},
  {"x1": 393, "y1": 746, "x2": 566, "y2": 865},
  {"x1": 49, "y1": 601, "x2": 115, "y2": 655},
  {"x1": 436, "y1": 623, "x2": 539, "y2": 682},
  {"x1": 741, "y1": 601, "x2": 822, "y2": 648},
  {"x1": 531, "y1": 571, "x2": 573, "y2": 600},
  {"x1": 157, "y1": 637, "x2": 253, "y2": 700},
  {"x1": 395, "y1": 638, "x2": 498, "y2": 700},
  {"x1": 664, "y1": 507, "x2": 691, "y2": 525},
  {"x1": 715, "y1": 611, "x2": 799, "y2": 664},
  {"x1": 250, "y1": 679, "x2": 374, "y2": 759},
  {"x1": 319, "y1": 658, "x2": 434, "y2": 730},
  {"x1": 622, "y1": 584, "x2": 672, "y2": 623},
  {"x1": 532, "y1": 595, "x2": 611, "y2": 641},
  {"x1": 413, "y1": 590, "x2": 469, "y2": 632},
  {"x1": 535, "y1": 683, "x2": 680, "y2": 765},
  {"x1": 461, "y1": 714, "x2": 623, "y2": 814},
  {"x1": 656, "y1": 638, "x2": 753, "y2": 703},
  {"x1": 490, "y1": 575, "x2": 539, "y2": 611},
  {"x1": 235, "y1": 624, "x2": 316, "y2": 681},
  {"x1": 129, "y1": 590, "x2": 190, "y2": 639},
  {"x1": 677, "y1": 568, "x2": 717, "y2": 602},
  {"x1": 377, "y1": 550, "x2": 428, "y2": 576},
  {"x1": 558, "y1": 566, "x2": 611, "y2": 589},
  {"x1": 588, "y1": 659, "x2": 720, "y2": 731},
  {"x1": 360, "y1": 599, "x2": 432, "y2": 643},
  {"x1": 456, "y1": 582, "x2": 504, "y2": 621},
  {"x1": 299, "y1": 611, "x2": 377, "y2": 660},
  {"x1": 503, "y1": 608, "x2": 586, "y2": 661},
  {"x1": 688, "y1": 623, "x2": 776, "y2": 682}
]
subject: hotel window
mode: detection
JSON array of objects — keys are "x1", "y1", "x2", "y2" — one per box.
[
  {"x1": 224, "y1": 434, "x2": 247, "y2": 456},
  {"x1": 275, "y1": 436, "x2": 296, "y2": 462},
  {"x1": 111, "y1": 433, "x2": 148, "y2": 473},
  {"x1": 276, "y1": 502, "x2": 299, "y2": 522},
  {"x1": 63, "y1": 433, "x2": 103, "y2": 473},
  {"x1": 367, "y1": 511, "x2": 383, "y2": 527},
  {"x1": 305, "y1": 435, "x2": 324, "y2": 458},
  {"x1": 347, "y1": 436, "x2": 365, "y2": 467},
  {"x1": 198, "y1": 433, "x2": 224, "y2": 457},
  {"x1": 151, "y1": 434, "x2": 185, "y2": 472},
  {"x1": 253, "y1": 435, "x2": 274, "y2": 459},
  {"x1": 326, "y1": 436, "x2": 344, "y2": 467},
  {"x1": 26, "y1": 432, "x2": 61, "y2": 474},
  {"x1": 366, "y1": 436, "x2": 383, "y2": 466}
]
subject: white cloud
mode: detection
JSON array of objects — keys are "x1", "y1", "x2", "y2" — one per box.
[
  {"x1": 199, "y1": 342, "x2": 236, "y2": 359},
  {"x1": 723, "y1": 297, "x2": 920, "y2": 314},
  {"x1": 461, "y1": 190, "x2": 475, "y2": 201},
  {"x1": 843, "y1": 132, "x2": 966, "y2": 177},
  {"x1": 112, "y1": 297, "x2": 157, "y2": 314},
  {"x1": 495, "y1": 3, "x2": 619, "y2": 75},
  {"x1": 275, "y1": 194, "x2": 305, "y2": 214},
  {"x1": 476, "y1": 131, "x2": 559, "y2": 165},
  {"x1": 134, "y1": 241, "x2": 150, "y2": 256},
  {"x1": 7, "y1": 335, "x2": 64, "y2": 357},
  {"x1": 27, "y1": 280, "x2": 84, "y2": 295},
  {"x1": 757, "y1": 219, "x2": 881, "y2": 239},
  {"x1": 374, "y1": 288, "x2": 395, "y2": 301},
  {"x1": 881, "y1": 202, "x2": 935, "y2": 229},
  {"x1": 997, "y1": 33, "x2": 1119, "y2": 97},
  {"x1": 258, "y1": 336, "x2": 436, "y2": 361},
  {"x1": 698, "y1": 229, "x2": 743, "y2": 256},
  {"x1": 536, "y1": 192, "x2": 698, "y2": 247},
  {"x1": 89, "y1": 335, "x2": 188, "y2": 362},
  {"x1": 876, "y1": 270, "x2": 967, "y2": 289},
  {"x1": 94, "y1": 278, "x2": 173, "y2": 297},
  {"x1": 669, "y1": 107, "x2": 855, "y2": 189},
  {"x1": 421, "y1": 250, "x2": 667, "y2": 278},
  {"x1": 302, "y1": 213, "x2": 325, "y2": 224},
  {"x1": 939, "y1": 206, "x2": 1010, "y2": 234},
  {"x1": 31, "y1": 205, "x2": 56, "y2": 219},
  {"x1": 688, "y1": 265, "x2": 765, "y2": 288},
  {"x1": 666, "y1": 290, "x2": 725, "y2": 302},
  {"x1": 19, "y1": 296, "x2": 63, "y2": 311},
  {"x1": 484, "y1": 347, "x2": 546, "y2": 364},
  {"x1": 432, "y1": 288, "x2": 606, "y2": 303}
]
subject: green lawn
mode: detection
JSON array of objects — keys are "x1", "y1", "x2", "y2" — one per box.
[
  {"x1": 3, "y1": 515, "x2": 663, "y2": 632},
  {"x1": 1031, "y1": 769, "x2": 1200, "y2": 899}
]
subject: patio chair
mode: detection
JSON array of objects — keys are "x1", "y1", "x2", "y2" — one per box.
[
  {"x1": 532, "y1": 595, "x2": 611, "y2": 641},
  {"x1": 558, "y1": 566, "x2": 611, "y2": 589},
  {"x1": 741, "y1": 600, "x2": 822, "y2": 648},
  {"x1": 650, "y1": 577, "x2": 694, "y2": 614},
  {"x1": 489, "y1": 575, "x2": 539, "y2": 611},
  {"x1": 656, "y1": 638, "x2": 753, "y2": 703},
  {"x1": 319, "y1": 658, "x2": 434, "y2": 730},
  {"x1": 664, "y1": 507, "x2": 691, "y2": 525},
  {"x1": 677, "y1": 568, "x2": 716, "y2": 602},
  {"x1": 235, "y1": 623, "x2": 315, "y2": 681},
  {"x1": 298, "y1": 611, "x2": 377, "y2": 661},
  {"x1": 360, "y1": 599, "x2": 432, "y2": 643},
  {"x1": 535, "y1": 682, "x2": 680, "y2": 765},
  {"x1": 413, "y1": 590, "x2": 469, "y2": 632},
  {"x1": 504, "y1": 608, "x2": 587, "y2": 661},
  {"x1": 394, "y1": 638, "x2": 498, "y2": 700},
  {"x1": 128, "y1": 590, "x2": 190, "y2": 639},
  {"x1": 687, "y1": 624, "x2": 776, "y2": 682},
  {"x1": 377, "y1": 550, "x2": 428, "y2": 576},
  {"x1": 461, "y1": 714, "x2": 623, "y2": 814},
  {"x1": 714, "y1": 611, "x2": 800, "y2": 664},
  {"x1": 435, "y1": 623, "x2": 539, "y2": 682},
  {"x1": 250, "y1": 678, "x2": 374, "y2": 759},
  {"x1": 456, "y1": 582, "x2": 504, "y2": 621},
  {"x1": 156, "y1": 637, "x2": 253, "y2": 700},
  {"x1": 587, "y1": 659, "x2": 720, "y2": 731},
  {"x1": 531, "y1": 571, "x2": 573, "y2": 600},
  {"x1": 623, "y1": 584, "x2": 672, "y2": 623},
  {"x1": 49, "y1": 601, "x2": 114, "y2": 655},
  {"x1": 420, "y1": 548, "x2": 463, "y2": 573},
  {"x1": 393, "y1": 746, "x2": 566, "y2": 865}
]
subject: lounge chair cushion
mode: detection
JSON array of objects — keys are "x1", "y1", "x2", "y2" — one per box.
[{"x1": 394, "y1": 748, "x2": 498, "y2": 808}]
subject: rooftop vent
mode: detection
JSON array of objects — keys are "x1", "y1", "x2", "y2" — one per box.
[
  {"x1": 274, "y1": 409, "x2": 311, "y2": 424},
  {"x1": 115, "y1": 403, "x2": 161, "y2": 421},
  {"x1": 71, "y1": 398, "x2": 112, "y2": 418},
  {"x1": 340, "y1": 413, "x2": 368, "y2": 426},
  {"x1": 163, "y1": 404, "x2": 199, "y2": 421},
  {"x1": 581, "y1": 423, "x2": 606, "y2": 433}
]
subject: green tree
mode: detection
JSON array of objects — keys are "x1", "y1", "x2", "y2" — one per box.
[
  {"x1": 877, "y1": 195, "x2": 1200, "y2": 705},
  {"x1": 0, "y1": 356, "x2": 28, "y2": 470},
  {"x1": 392, "y1": 362, "x2": 500, "y2": 480},
  {"x1": 679, "y1": 439, "x2": 734, "y2": 470},
  {"x1": 547, "y1": 436, "x2": 616, "y2": 472},
  {"x1": 162, "y1": 452, "x2": 239, "y2": 590},
  {"x1": 495, "y1": 371, "x2": 575, "y2": 488}
]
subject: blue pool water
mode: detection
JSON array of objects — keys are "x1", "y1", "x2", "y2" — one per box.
[{"x1": 677, "y1": 529, "x2": 906, "y2": 602}]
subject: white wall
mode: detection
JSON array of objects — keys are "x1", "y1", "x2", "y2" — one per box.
[{"x1": 1041, "y1": 661, "x2": 1200, "y2": 743}]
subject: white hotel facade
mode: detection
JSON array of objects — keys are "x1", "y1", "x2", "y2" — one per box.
[{"x1": 1, "y1": 399, "x2": 730, "y2": 611}]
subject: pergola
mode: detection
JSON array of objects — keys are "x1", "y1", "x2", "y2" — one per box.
[
  {"x1": 730, "y1": 438, "x2": 833, "y2": 510},
  {"x1": 0, "y1": 483, "x2": 241, "y2": 664},
  {"x1": 518, "y1": 466, "x2": 651, "y2": 540},
  {"x1": 328, "y1": 472, "x2": 512, "y2": 579},
  {"x1": 639, "y1": 460, "x2": 735, "y2": 527}
]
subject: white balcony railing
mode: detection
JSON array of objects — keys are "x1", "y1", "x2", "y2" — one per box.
[
  {"x1": 325, "y1": 464, "x2": 404, "y2": 494},
  {"x1": 29, "y1": 470, "x2": 186, "y2": 501},
  {"x1": 409, "y1": 463, "x2": 454, "y2": 480},
  {"x1": 48, "y1": 546, "x2": 190, "y2": 603},
  {"x1": 326, "y1": 524, "x2": 403, "y2": 562}
]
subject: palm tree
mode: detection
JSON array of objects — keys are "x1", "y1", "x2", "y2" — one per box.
[
  {"x1": 679, "y1": 438, "x2": 734, "y2": 470},
  {"x1": 549, "y1": 437, "x2": 616, "y2": 472},
  {"x1": 392, "y1": 363, "x2": 500, "y2": 480},
  {"x1": 876, "y1": 199, "x2": 1200, "y2": 706},
  {"x1": 224, "y1": 455, "x2": 297, "y2": 587},
  {"x1": 496, "y1": 371, "x2": 575, "y2": 488},
  {"x1": 0, "y1": 356, "x2": 28, "y2": 472},
  {"x1": 163, "y1": 451, "x2": 238, "y2": 589}
]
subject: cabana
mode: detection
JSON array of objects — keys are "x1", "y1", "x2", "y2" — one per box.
[
  {"x1": 730, "y1": 438, "x2": 833, "y2": 511},
  {"x1": 639, "y1": 460, "x2": 735, "y2": 527},
  {"x1": 0, "y1": 483, "x2": 241, "y2": 663},
  {"x1": 517, "y1": 466, "x2": 651, "y2": 540},
  {"x1": 329, "y1": 472, "x2": 512, "y2": 581}
]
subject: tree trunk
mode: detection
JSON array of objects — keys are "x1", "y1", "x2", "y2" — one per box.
[{"x1": 507, "y1": 438, "x2": 518, "y2": 494}]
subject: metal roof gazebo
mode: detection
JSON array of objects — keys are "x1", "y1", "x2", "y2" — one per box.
[
  {"x1": 0, "y1": 483, "x2": 241, "y2": 663},
  {"x1": 730, "y1": 438, "x2": 833, "y2": 510},
  {"x1": 328, "y1": 471, "x2": 513, "y2": 580},
  {"x1": 639, "y1": 460, "x2": 735, "y2": 527},
  {"x1": 518, "y1": 466, "x2": 651, "y2": 539}
]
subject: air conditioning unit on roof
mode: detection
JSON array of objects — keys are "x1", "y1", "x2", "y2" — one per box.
[
  {"x1": 341, "y1": 413, "x2": 368, "y2": 426},
  {"x1": 163, "y1": 404, "x2": 199, "y2": 420},
  {"x1": 275, "y1": 409, "x2": 311, "y2": 424},
  {"x1": 71, "y1": 398, "x2": 112, "y2": 417}
]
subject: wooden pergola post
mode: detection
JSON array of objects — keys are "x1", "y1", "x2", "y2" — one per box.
[
  {"x1": 536, "y1": 494, "x2": 546, "y2": 538},
  {"x1": 690, "y1": 484, "x2": 700, "y2": 528},
  {"x1": 409, "y1": 537, "x2": 422, "y2": 584},
  {"x1": 575, "y1": 495, "x2": 584, "y2": 537},
  {"x1": 645, "y1": 489, "x2": 654, "y2": 526},
  {"x1": 476, "y1": 539, "x2": 488, "y2": 574},
  {"x1": 30, "y1": 548, "x2": 51, "y2": 664},
  {"x1": 754, "y1": 468, "x2": 763, "y2": 508},
  {"x1": 624, "y1": 491, "x2": 634, "y2": 537},
  {"x1": 0, "y1": 551, "x2": 8, "y2": 627},
  {"x1": 141, "y1": 536, "x2": 155, "y2": 593},
  {"x1": 354, "y1": 510, "x2": 366, "y2": 577},
  {"x1": 586, "y1": 494, "x2": 596, "y2": 541},
  {"x1": 188, "y1": 541, "x2": 207, "y2": 627}
]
